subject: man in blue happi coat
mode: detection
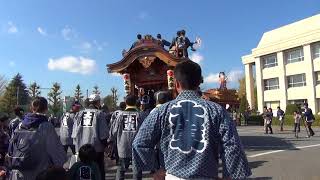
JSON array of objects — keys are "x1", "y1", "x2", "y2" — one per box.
[{"x1": 132, "y1": 60, "x2": 251, "y2": 179}]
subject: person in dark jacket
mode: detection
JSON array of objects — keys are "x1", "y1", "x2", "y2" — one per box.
[
  {"x1": 132, "y1": 61, "x2": 251, "y2": 179},
  {"x1": 277, "y1": 106, "x2": 285, "y2": 131},
  {"x1": 156, "y1": 34, "x2": 171, "y2": 48},
  {"x1": 8, "y1": 97, "x2": 67, "y2": 180},
  {"x1": 69, "y1": 144, "x2": 101, "y2": 180},
  {"x1": 303, "y1": 103, "x2": 315, "y2": 137}
]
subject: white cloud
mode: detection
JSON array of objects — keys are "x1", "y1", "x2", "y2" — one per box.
[
  {"x1": 190, "y1": 52, "x2": 204, "y2": 64},
  {"x1": 48, "y1": 56, "x2": 97, "y2": 75},
  {"x1": 7, "y1": 21, "x2": 18, "y2": 34},
  {"x1": 111, "y1": 73, "x2": 121, "y2": 77},
  {"x1": 37, "y1": 27, "x2": 47, "y2": 36},
  {"x1": 204, "y1": 70, "x2": 244, "y2": 84},
  {"x1": 227, "y1": 70, "x2": 244, "y2": 82},
  {"x1": 9, "y1": 61, "x2": 15, "y2": 67},
  {"x1": 204, "y1": 73, "x2": 220, "y2": 83},
  {"x1": 61, "y1": 26, "x2": 76, "y2": 40}
]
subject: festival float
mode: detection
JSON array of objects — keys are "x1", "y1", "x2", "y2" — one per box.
[{"x1": 107, "y1": 32, "x2": 239, "y2": 108}]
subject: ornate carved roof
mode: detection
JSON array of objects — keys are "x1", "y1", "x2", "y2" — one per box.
[{"x1": 107, "y1": 36, "x2": 188, "y2": 73}]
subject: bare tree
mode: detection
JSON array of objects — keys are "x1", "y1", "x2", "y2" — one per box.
[{"x1": 0, "y1": 75, "x2": 7, "y2": 95}]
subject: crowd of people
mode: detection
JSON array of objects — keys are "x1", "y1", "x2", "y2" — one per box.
[
  {"x1": 127, "y1": 29, "x2": 198, "y2": 58},
  {"x1": 0, "y1": 61, "x2": 252, "y2": 180},
  {"x1": 260, "y1": 103, "x2": 316, "y2": 138}
]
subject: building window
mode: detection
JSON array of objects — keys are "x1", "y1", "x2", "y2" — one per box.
[
  {"x1": 285, "y1": 48, "x2": 304, "y2": 64},
  {"x1": 288, "y1": 99, "x2": 307, "y2": 109},
  {"x1": 316, "y1": 71, "x2": 320, "y2": 85},
  {"x1": 287, "y1": 74, "x2": 306, "y2": 88},
  {"x1": 262, "y1": 54, "x2": 278, "y2": 68},
  {"x1": 264, "y1": 78, "x2": 279, "y2": 90},
  {"x1": 312, "y1": 42, "x2": 320, "y2": 59},
  {"x1": 264, "y1": 101, "x2": 280, "y2": 116}
]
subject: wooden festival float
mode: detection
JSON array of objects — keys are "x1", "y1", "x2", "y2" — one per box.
[{"x1": 107, "y1": 34, "x2": 239, "y2": 108}]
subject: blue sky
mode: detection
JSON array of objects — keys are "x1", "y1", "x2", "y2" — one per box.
[{"x1": 0, "y1": 0, "x2": 319, "y2": 99}]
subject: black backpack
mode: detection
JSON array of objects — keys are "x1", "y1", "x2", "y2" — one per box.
[{"x1": 7, "y1": 122, "x2": 44, "y2": 170}]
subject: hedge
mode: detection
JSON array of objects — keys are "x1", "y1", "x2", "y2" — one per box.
[{"x1": 242, "y1": 115, "x2": 320, "y2": 126}]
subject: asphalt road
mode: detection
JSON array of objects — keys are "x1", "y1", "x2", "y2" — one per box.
[{"x1": 61, "y1": 125, "x2": 320, "y2": 180}]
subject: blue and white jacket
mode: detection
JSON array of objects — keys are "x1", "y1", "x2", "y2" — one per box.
[{"x1": 132, "y1": 90, "x2": 251, "y2": 179}]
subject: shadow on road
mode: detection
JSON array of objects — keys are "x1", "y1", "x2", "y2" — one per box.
[
  {"x1": 241, "y1": 136, "x2": 295, "y2": 151},
  {"x1": 249, "y1": 160, "x2": 267, "y2": 169},
  {"x1": 248, "y1": 177, "x2": 272, "y2": 180}
]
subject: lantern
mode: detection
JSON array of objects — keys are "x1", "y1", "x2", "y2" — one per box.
[
  {"x1": 123, "y1": 73, "x2": 131, "y2": 95},
  {"x1": 167, "y1": 70, "x2": 175, "y2": 90}
]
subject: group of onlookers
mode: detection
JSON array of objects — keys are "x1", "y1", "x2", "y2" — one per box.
[
  {"x1": 0, "y1": 61, "x2": 253, "y2": 180},
  {"x1": 261, "y1": 103, "x2": 316, "y2": 138}
]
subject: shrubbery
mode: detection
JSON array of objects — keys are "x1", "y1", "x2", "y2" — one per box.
[
  {"x1": 285, "y1": 104, "x2": 300, "y2": 115},
  {"x1": 244, "y1": 114, "x2": 320, "y2": 126}
]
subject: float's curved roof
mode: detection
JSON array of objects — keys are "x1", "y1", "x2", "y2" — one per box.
[{"x1": 107, "y1": 38, "x2": 188, "y2": 73}]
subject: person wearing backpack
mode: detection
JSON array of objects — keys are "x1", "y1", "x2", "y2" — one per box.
[
  {"x1": 7, "y1": 97, "x2": 67, "y2": 180},
  {"x1": 303, "y1": 103, "x2": 315, "y2": 137},
  {"x1": 60, "y1": 102, "x2": 80, "y2": 155},
  {"x1": 72, "y1": 94, "x2": 109, "y2": 180},
  {"x1": 68, "y1": 144, "x2": 101, "y2": 180}
]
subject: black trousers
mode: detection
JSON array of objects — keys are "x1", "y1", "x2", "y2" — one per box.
[
  {"x1": 294, "y1": 123, "x2": 300, "y2": 132},
  {"x1": 63, "y1": 145, "x2": 76, "y2": 155},
  {"x1": 265, "y1": 124, "x2": 273, "y2": 134},
  {"x1": 96, "y1": 152, "x2": 105, "y2": 180},
  {"x1": 116, "y1": 158, "x2": 142, "y2": 180},
  {"x1": 306, "y1": 122, "x2": 315, "y2": 136}
]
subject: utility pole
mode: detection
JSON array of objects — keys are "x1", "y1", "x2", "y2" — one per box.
[
  {"x1": 86, "y1": 89, "x2": 89, "y2": 98},
  {"x1": 16, "y1": 86, "x2": 19, "y2": 105}
]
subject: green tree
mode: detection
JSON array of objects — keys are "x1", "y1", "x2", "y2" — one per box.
[
  {"x1": 103, "y1": 95, "x2": 113, "y2": 109},
  {"x1": 74, "y1": 84, "x2": 84, "y2": 102},
  {"x1": 0, "y1": 73, "x2": 29, "y2": 114},
  {"x1": 28, "y1": 82, "x2": 41, "y2": 100},
  {"x1": 48, "y1": 82, "x2": 62, "y2": 116},
  {"x1": 237, "y1": 76, "x2": 246, "y2": 99},
  {"x1": 239, "y1": 97, "x2": 249, "y2": 114},
  {"x1": 92, "y1": 85, "x2": 100, "y2": 95}
]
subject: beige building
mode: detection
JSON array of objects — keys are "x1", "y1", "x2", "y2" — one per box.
[{"x1": 242, "y1": 14, "x2": 320, "y2": 114}]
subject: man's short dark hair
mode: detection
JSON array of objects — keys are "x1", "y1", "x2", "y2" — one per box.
[
  {"x1": 176, "y1": 31, "x2": 181, "y2": 36},
  {"x1": 181, "y1": 29, "x2": 186, "y2": 36},
  {"x1": 14, "y1": 106, "x2": 24, "y2": 117},
  {"x1": 155, "y1": 91, "x2": 169, "y2": 105},
  {"x1": 126, "y1": 95, "x2": 137, "y2": 106},
  {"x1": 174, "y1": 61, "x2": 202, "y2": 90},
  {"x1": 31, "y1": 97, "x2": 48, "y2": 113},
  {"x1": 119, "y1": 102, "x2": 126, "y2": 111},
  {"x1": 304, "y1": 102, "x2": 308, "y2": 107},
  {"x1": 79, "y1": 144, "x2": 96, "y2": 164},
  {"x1": 277, "y1": 106, "x2": 280, "y2": 109},
  {"x1": 36, "y1": 166, "x2": 67, "y2": 180},
  {"x1": 157, "y1": 34, "x2": 161, "y2": 39},
  {"x1": 137, "y1": 34, "x2": 142, "y2": 40}
]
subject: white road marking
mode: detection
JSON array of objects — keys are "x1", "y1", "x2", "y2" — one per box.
[{"x1": 248, "y1": 143, "x2": 320, "y2": 158}]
